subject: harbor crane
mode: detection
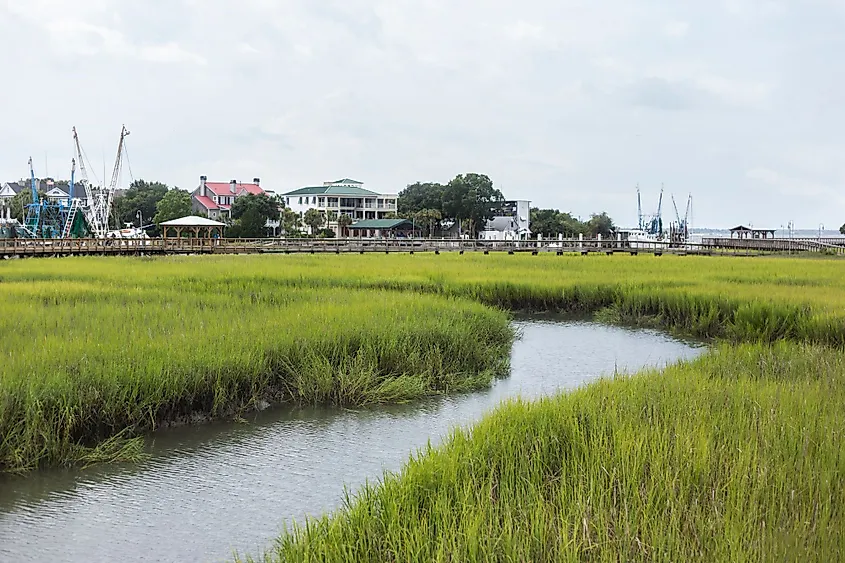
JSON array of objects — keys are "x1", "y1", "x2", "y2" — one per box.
[{"x1": 670, "y1": 193, "x2": 693, "y2": 245}]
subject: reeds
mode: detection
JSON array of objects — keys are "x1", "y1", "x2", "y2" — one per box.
[
  {"x1": 0, "y1": 260, "x2": 514, "y2": 471},
  {"x1": 265, "y1": 342, "x2": 845, "y2": 562},
  {"x1": 3, "y1": 250, "x2": 845, "y2": 563}
]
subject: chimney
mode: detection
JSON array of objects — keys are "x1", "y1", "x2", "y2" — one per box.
[
  {"x1": 253, "y1": 177, "x2": 260, "y2": 186},
  {"x1": 230, "y1": 179, "x2": 237, "y2": 194},
  {"x1": 200, "y1": 175, "x2": 207, "y2": 197}
]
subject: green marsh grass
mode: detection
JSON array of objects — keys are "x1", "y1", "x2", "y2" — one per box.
[
  {"x1": 0, "y1": 261, "x2": 513, "y2": 471},
  {"x1": 262, "y1": 342, "x2": 845, "y2": 562},
  {"x1": 3, "y1": 253, "x2": 845, "y2": 559}
]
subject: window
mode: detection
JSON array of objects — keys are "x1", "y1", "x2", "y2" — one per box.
[
  {"x1": 318, "y1": 197, "x2": 326, "y2": 207},
  {"x1": 298, "y1": 197, "x2": 303, "y2": 205}
]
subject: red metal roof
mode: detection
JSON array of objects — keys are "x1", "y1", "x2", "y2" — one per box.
[
  {"x1": 194, "y1": 195, "x2": 219, "y2": 210},
  {"x1": 205, "y1": 182, "x2": 264, "y2": 196}
]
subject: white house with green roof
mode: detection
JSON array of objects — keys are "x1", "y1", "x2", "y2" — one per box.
[{"x1": 282, "y1": 179, "x2": 398, "y2": 234}]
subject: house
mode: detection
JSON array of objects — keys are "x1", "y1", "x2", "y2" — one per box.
[
  {"x1": 478, "y1": 200, "x2": 531, "y2": 240},
  {"x1": 0, "y1": 182, "x2": 25, "y2": 207},
  {"x1": 282, "y1": 179, "x2": 398, "y2": 235},
  {"x1": 191, "y1": 176, "x2": 265, "y2": 220},
  {"x1": 45, "y1": 186, "x2": 70, "y2": 204}
]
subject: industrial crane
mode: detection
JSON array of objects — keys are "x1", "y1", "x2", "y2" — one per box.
[
  {"x1": 670, "y1": 193, "x2": 693, "y2": 245},
  {"x1": 70, "y1": 125, "x2": 132, "y2": 238},
  {"x1": 23, "y1": 157, "x2": 40, "y2": 235}
]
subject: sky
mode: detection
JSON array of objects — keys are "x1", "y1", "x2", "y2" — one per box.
[{"x1": 1, "y1": 0, "x2": 843, "y2": 229}]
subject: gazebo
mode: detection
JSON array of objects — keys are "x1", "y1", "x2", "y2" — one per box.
[
  {"x1": 729, "y1": 225, "x2": 776, "y2": 240},
  {"x1": 160, "y1": 216, "x2": 226, "y2": 239}
]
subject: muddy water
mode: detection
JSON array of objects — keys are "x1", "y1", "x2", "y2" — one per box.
[{"x1": 0, "y1": 318, "x2": 703, "y2": 562}]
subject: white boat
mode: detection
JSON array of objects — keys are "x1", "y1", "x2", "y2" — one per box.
[{"x1": 618, "y1": 228, "x2": 667, "y2": 249}]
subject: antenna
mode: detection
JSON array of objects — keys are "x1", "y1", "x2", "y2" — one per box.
[{"x1": 636, "y1": 184, "x2": 642, "y2": 230}]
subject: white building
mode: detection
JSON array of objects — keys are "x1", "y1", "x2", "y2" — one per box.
[
  {"x1": 282, "y1": 179, "x2": 398, "y2": 234},
  {"x1": 45, "y1": 186, "x2": 70, "y2": 204},
  {"x1": 0, "y1": 182, "x2": 24, "y2": 209},
  {"x1": 479, "y1": 200, "x2": 531, "y2": 240}
]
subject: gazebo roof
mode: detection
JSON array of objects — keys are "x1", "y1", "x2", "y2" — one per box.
[{"x1": 159, "y1": 215, "x2": 226, "y2": 227}]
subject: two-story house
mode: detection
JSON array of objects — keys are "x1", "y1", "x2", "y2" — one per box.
[
  {"x1": 282, "y1": 179, "x2": 398, "y2": 234},
  {"x1": 191, "y1": 176, "x2": 265, "y2": 220}
]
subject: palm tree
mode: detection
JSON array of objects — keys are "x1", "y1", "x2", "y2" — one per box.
[{"x1": 337, "y1": 214, "x2": 353, "y2": 237}]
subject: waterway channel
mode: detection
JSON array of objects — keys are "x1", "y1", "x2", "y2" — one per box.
[{"x1": 0, "y1": 317, "x2": 704, "y2": 562}]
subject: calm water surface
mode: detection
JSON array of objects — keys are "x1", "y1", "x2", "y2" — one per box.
[{"x1": 0, "y1": 318, "x2": 703, "y2": 562}]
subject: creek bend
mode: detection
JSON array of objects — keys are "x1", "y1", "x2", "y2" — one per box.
[{"x1": 0, "y1": 317, "x2": 703, "y2": 563}]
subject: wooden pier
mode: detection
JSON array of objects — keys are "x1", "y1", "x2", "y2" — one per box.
[{"x1": 3, "y1": 236, "x2": 843, "y2": 259}]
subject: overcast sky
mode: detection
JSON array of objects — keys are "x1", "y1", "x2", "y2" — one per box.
[{"x1": 1, "y1": 1, "x2": 843, "y2": 229}]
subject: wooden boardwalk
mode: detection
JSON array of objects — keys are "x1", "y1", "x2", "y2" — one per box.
[{"x1": 3, "y1": 236, "x2": 841, "y2": 259}]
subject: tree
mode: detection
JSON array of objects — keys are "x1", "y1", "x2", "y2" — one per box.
[
  {"x1": 840, "y1": 223, "x2": 845, "y2": 236},
  {"x1": 226, "y1": 193, "x2": 282, "y2": 238},
  {"x1": 530, "y1": 208, "x2": 585, "y2": 238},
  {"x1": 114, "y1": 180, "x2": 169, "y2": 227},
  {"x1": 303, "y1": 208, "x2": 324, "y2": 234},
  {"x1": 382, "y1": 211, "x2": 398, "y2": 220},
  {"x1": 398, "y1": 182, "x2": 445, "y2": 215},
  {"x1": 413, "y1": 208, "x2": 441, "y2": 237},
  {"x1": 442, "y1": 173, "x2": 504, "y2": 235},
  {"x1": 153, "y1": 189, "x2": 192, "y2": 226},
  {"x1": 281, "y1": 208, "x2": 300, "y2": 235},
  {"x1": 325, "y1": 209, "x2": 338, "y2": 231},
  {"x1": 337, "y1": 214, "x2": 353, "y2": 237},
  {"x1": 227, "y1": 207, "x2": 266, "y2": 238},
  {"x1": 585, "y1": 212, "x2": 615, "y2": 238},
  {"x1": 231, "y1": 193, "x2": 280, "y2": 222}
]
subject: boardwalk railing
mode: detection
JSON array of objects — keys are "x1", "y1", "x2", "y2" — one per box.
[{"x1": 2, "y1": 236, "x2": 844, "y2": 258}]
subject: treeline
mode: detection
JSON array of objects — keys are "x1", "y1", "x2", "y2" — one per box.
[
  {"x1": 398, "y1": 173, "x2": 505, "y2": 236},
  {"x1": 530, "y1": 209, "x2": 616, "y2": 238},
  {"x1": 398, "y1": 172, "x2": 616, "y2": 238}
]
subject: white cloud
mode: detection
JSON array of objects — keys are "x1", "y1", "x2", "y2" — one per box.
[
  {"x1": 663, "y1": 20, "x2": 690, "y2": 37},
  {"x1": 140, "y1": 43, "x2": 207, "y2": 65}
]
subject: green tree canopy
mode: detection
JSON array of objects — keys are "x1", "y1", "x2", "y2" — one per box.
[
  {"x1": 231, "y1": 193, "x2": 281, "y2": 222},
  {"x1": 337, "y1": 213, "x2": 353, "y2": 236},
  {"x1": 114, "y1": 180, "x2": 169, "y2": 227},
  {"x1": 224, "y1": 193, "x2": 281, "y2": 238},
  {"x1": 281, "y1": 208, "x2": 301, "y2": 235},
  {"x1": 585, "y1": 212, "x2": 616, "y2": 238},
  {"x1": 442, "y1": 173, "x2": 505, "y2": 235},
  {"x1": 303, "y1": 208, "x2": 324, "y2": 233},
  {"x1": 398, "y1": 182, "x2": 446, "y2": 215},
  {"x1": 530, "y1": 208, "x2": 585, "y2": 238},
  {"x1": 153, "y1": 189, "x2": 192, "y2": 226},
  {"x1": 530, "y1": 208, "x2": 615, "y2": 238},
  {"x1": 412, "y1": 208, "x2": 442, "y2": 236}
]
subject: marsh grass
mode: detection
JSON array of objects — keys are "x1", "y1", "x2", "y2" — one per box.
[
  {"x1": 0, "y1": 269, "x2": 513, "y2": 471},
  {"x1": 3, "y1": 253, "x2": 845, "y2": 560},
  {"x1": 262, "y1": 343, "x2": 845, "y2": 562}
]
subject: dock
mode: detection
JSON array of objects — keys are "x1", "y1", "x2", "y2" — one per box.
[{"x1": 2, "y1": 236, "x2": 844, "y2": 259}]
